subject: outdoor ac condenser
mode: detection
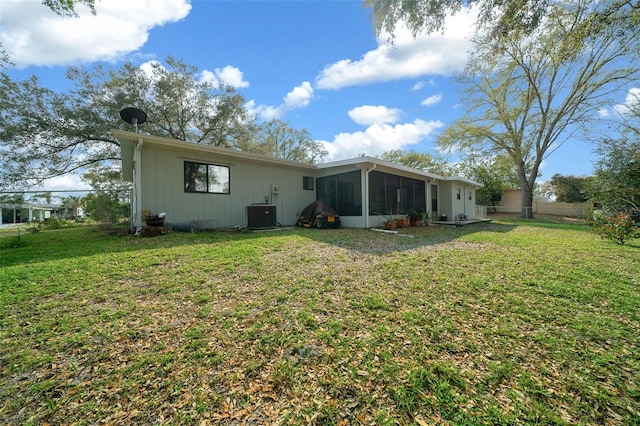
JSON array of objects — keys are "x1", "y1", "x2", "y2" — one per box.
[{"x1": 247, "y1": 204, "x2": 277, "y2": 229}]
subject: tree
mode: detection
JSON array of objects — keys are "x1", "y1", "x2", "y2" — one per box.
[
  {"x1": 365, "y1": 0, "x2": 640, "y2": 46},
  {"x1": 379, "y1": 149, "x2": 452, "y2": 176},
  {"x1": 246, "y1": 119, "x2": 328, "y2": 164},
  {"x1": 0, "y1": 193, "x2": 25, "y2": 205},
  {"x1": 454, "y1": 154, "x2": 519, "y2": 206},
  {"x1": 61, "y1": 195, "x2": 83, "y2": 218},
  {"x1": 30, "y1": 191, "x2": 55, "y2": 205},
  {"x1": 83, "y1": 192, "x2": 121, "y2": 225},
  {"x1": 544, "y1": 174, "x2": 592, "y2": 203},
  {"x1": 41, "y1": 0, "x2": 96, "y2": 17},
  {"x1": 589, "y1": 139, "x2": 640, "y2": 220},
  {"x1": 0, "y1": 57, "x2": 255, "y2": 191},
  {"x1": 437, "y1": 1, "x2": 640, "y2": 218}
]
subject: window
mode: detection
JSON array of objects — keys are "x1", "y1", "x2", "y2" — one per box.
[
  {"x1": 457, "y1": 188, "x2": 461, "y2": 200},
  {"x1": 184, "y1": 161, "x2": 230, "y2": 194},
  {"x1": 431, "y1": 184, "x2": 438, "y2": 213},
  {"x1": 303, "y1": 176, "x2": 314, "y2": 190}
]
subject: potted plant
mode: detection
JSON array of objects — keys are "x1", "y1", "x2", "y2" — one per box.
[
  {"x1": 422, "y1": 209, "x2": 432, "y2": 226},
  {"x1": 396, "y1": 215, "x2": 409, "y2": 228},
  {"x1": 142, "y1": 209, "x2": 166, "y2": 227},
  {"x1": 379, "y1": 211, "x2": 398, "y2": 230},
  {"x1": 408, "y1": 209, "x2": 423, "y2": 227}
]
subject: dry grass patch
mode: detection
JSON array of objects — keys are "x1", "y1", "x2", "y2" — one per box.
[{"x1": 1, "y1": 222, "x2": 638, "y2": 425}]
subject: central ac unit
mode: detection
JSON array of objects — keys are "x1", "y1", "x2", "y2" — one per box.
[{"x1": 247, "y1": 205, "x2": 277, "y2": 229}]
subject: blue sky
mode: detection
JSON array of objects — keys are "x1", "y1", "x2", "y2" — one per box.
[{"x1": 2, "y1": 0, "x2": 629, "y2": 191}]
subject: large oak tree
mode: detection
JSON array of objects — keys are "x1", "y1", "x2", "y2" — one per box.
[
  {"x1": 366, "y1": 0, "x2": 639, "y2": 44},
  {"x1": 0, "y1": 57, "x2": 254, "y2": 191},
  {"x1": 368, "y1": 0, "x2": 640, "y2": 218}
]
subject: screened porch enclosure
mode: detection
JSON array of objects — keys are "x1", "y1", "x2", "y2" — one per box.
[
  {"x1": 368, "y1": 171, "x2": 426, "y2": 216},
  {"x1": 316, "y1": 170, "x2": 428, "y2": 217},
  {"x1": 316, "y1": 171, "x2": 362, "y2": 216}
]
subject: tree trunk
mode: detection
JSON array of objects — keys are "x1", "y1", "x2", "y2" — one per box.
[{"x1": 521, "y1": 184, "x2": 534, "y2": 219}]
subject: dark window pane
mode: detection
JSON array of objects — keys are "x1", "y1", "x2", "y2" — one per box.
[
  {"x1": 431, "y1": 184, "x2": 438, "y2": 213},
  {"x1": 185, "y1": 161, "x2": 207, "y2": 193},
  {"x1": 303, "y1": 176, "x2": 314, "y2": 190},
  {"x1": 415, "y1": 180, "x2": 426, "y2": 212},
  {"x1": 337, "y1": 170, "x2": 361, "y2": 215},
  {"x1": 385, "y1": 174, "x2": 401, "y2": 213},
  {"x1": 369, "y1": 171, "x2": 385, "y2": 215},
  {"x1": 317, "y1": 175, "x2": 337, "y2": 208}
]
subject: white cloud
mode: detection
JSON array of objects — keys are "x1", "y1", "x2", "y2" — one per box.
[
  {"x1": 421, "y1": 93, "x2": 443, "y2": 106},
  {"x1": 612, "y1": 87, "x2": 640, "y2": 116},
  {"x1": 348, "y1": 105, "x2": 402, "y2": 126},
  {"x1": 1, "y1": 0, "x2": 191, "y2": 68},
  {"x1": 320, "y1": 118, "x2": 444, "y2": 161},
  {"x1": 139, "y1": 59, "x2": 161, "y2": 78},
  {"x1": 247, "y1": 81, "x2": 314, "y2": 121},
  {"x1": 200, "y1": 66, "x2": 249, "y2": 89},
  {"x1": 38, "y1": 174, "x2": 91, "y2": 192},
  {"x1": 411, "y1": 79, "x2": 436, "y2": 91},
  {"x1": 315, "y1": 6, "x2": 477, "y2": 90}
]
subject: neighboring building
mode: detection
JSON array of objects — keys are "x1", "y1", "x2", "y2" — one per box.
[
  {"x1": 113, "y1": 130, "x2": 482, "y2": 232},
  {"x1": 0, "y1": 203, "x2": 61, "y2": 225},
  {"x1": 495, "y1": 189, "x2": 591, "y2": 218}
]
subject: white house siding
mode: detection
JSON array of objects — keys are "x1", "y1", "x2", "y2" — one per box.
[
  {"x1": 139, "y1": 144, "x2": 316, "y2": 228},
  {"x1": 438, "y1": 182, "x2": 453, "y2": 220},
  {"x1": 496, "y1": 189, "x2": 522, "y2": 213},
  {"x1": 435, "y1": 182, "x2": 478, "y2": 221},
  {"x1": 114, "y1": 130, "x2": 483, "y2": 230}
]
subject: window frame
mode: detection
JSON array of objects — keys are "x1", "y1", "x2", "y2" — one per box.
[
  {"x1": 303, "y1": 176, "x2": 314, "y2": 191},
  {"x1": 184, "y1": 161, "x2": 230, "y2": 194}
]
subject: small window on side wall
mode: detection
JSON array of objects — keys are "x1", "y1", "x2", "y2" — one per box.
[
  {"x1": 457, "y1": 188, "x2": 461, "y2": 200},
  {"x1": 303, "y1": 176, "x2": 314, "y2": 190}
]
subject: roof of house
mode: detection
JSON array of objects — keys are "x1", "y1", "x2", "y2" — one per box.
[
  {"x1": 113, "y1": 129, "x2": 482, "y2": 187},
  {"x1": 318, "y1": 156, "x2": 482, "y2": 186}
]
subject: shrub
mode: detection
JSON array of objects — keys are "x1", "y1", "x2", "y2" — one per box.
[
  {"x1": 587, "y1": 211, "x2": 640, "y2": 245},
  {"x1": 45, "y1": 216, "x2": 69, "y2": 229},
  {"x1": 85, "y1": 193, "x2": 120, "y2": 226}
]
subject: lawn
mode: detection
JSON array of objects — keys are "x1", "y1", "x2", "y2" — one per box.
[{"x1": 1, "y1": 221, "x2": 638, "y2": 425}]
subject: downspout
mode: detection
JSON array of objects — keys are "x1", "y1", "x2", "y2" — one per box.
[
  {"x1": 463, "y1": 186, "x2": 466, "y2": 220},
  {"x1": 364, "y1": 163, "x2": 376, "y2": 228},
  {"x1": 133, "y1": 137, "x2": 144, "y2": 234}
]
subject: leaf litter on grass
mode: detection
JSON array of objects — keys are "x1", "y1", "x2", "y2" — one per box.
[{"x1": 0, "y1": 223, "x2": 639, "y2": 425}]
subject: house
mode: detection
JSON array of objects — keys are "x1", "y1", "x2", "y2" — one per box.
[
  {"x1": 0, "y1": 203, "x2": 61, "y2": 225},
  {"x1": 113, "y1": 130, "x2": 482, "y2": 232}
]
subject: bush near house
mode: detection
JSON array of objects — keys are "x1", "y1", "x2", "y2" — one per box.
[{"x1": 587, "y1": 211, "x2": 640, "y2": 245}]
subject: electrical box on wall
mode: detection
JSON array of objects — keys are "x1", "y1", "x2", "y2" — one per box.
[{"x1": 271, "y1": 184, "x2": 280, "y2": 194}]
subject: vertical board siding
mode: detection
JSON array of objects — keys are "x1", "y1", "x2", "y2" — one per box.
[{"x1": 140, "y1": 145, "x2": 316, "y2": 228}]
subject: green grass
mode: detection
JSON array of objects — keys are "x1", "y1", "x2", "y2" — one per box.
[{"x1": 1, "y1": 221, "x2": 639, "y2": 425}]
